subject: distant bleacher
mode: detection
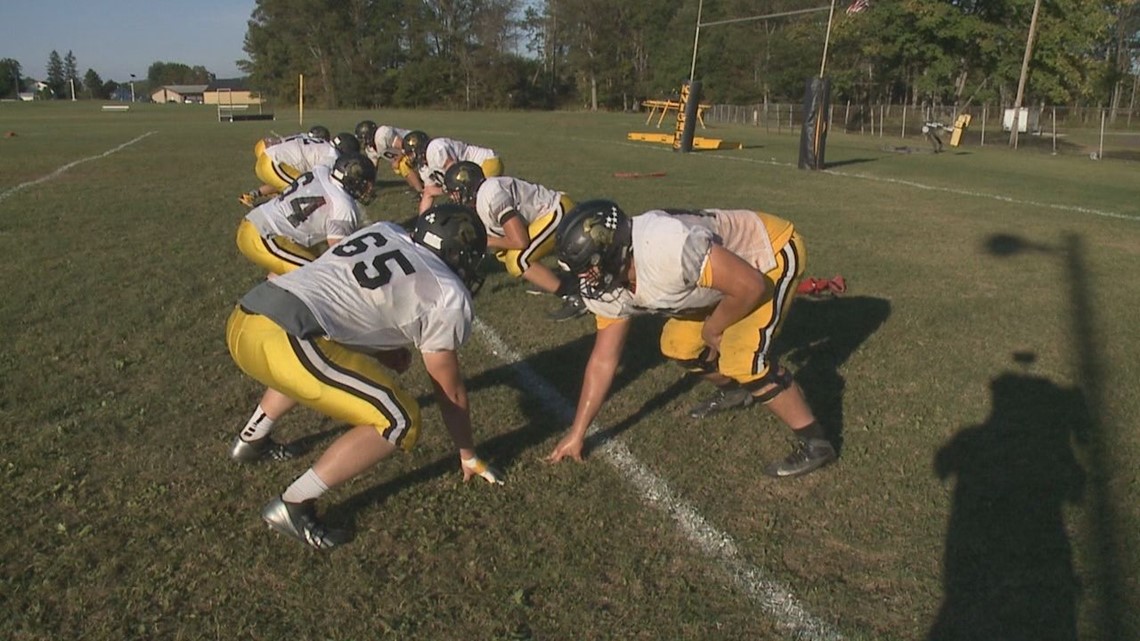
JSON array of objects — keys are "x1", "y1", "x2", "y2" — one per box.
[{"x1": 101, "y1": 105, "x2": 130, "y2": 112}]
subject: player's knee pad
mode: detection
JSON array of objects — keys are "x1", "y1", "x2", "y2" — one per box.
[{"x1": 741, "y1": 365, "x2": 793, "y2": 404}]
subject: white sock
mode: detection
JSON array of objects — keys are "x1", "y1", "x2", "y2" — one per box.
[
  {"x1": 239, "y1": 405, "x2": 275, "y2": 442},
  {"x1": 282, "y1": 468, "x2": 329, "y2": 504}
]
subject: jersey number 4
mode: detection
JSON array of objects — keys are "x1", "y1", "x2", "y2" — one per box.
[
  {"x1": 331, "y1": 231, "x2": 416, "y2": 289},
  {"x1": 280, "y1": 173, "x2": 326, "y2": 227}
]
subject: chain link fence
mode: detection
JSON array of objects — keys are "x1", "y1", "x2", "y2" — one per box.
[{"x1": 702, "y1": 102, "x2": 1140, "y2": 161}]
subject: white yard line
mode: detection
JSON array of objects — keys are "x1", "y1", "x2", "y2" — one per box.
[
  {"x1": 611, "y1": 139, "x2": 1136, "y2": 222},
  {"x1": 0, "y1": 132, "x2": 156, "y2": 204},
  {"x1": 474, "y1": 318, "x2": 844, "y2": 641},
  {"x1": 698, "y1": 150, "x2": 1138, "y2": 222}
]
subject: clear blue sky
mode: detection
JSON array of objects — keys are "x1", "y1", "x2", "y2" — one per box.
[{"x1": 2, "y1": 0, "x2": 257, "y2": 82}]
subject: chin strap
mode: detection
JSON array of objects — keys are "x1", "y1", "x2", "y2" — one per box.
[{"x1": 796, "y1": 275, "x2": 847, "y2": 297}]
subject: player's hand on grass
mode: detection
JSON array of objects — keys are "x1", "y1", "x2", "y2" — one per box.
[
  {"x1": 461, "y1": 455, "x2": 504, "y2": 485},
  {"x1": 546, "y1": 434, "x2": 585, "y2": 463}
]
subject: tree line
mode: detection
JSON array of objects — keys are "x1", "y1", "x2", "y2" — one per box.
[
  {"x1": 238, "y1": 0, "x2": 1139, "y2": 113},
  {"x1": 1, "y1": 54, "x2": 221, "y2": 101}
]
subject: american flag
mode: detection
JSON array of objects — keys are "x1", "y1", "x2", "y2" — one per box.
[{"x1": 846, "y1": 0, "x2": 871, "y2": 14}]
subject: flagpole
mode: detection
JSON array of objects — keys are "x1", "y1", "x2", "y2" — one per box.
[
  {"x1": 820, "y1": 0, "x2": 837, "y2": 77},
  {"x1": 689, "y1": 0, "x2": 704, "y2": 83}
]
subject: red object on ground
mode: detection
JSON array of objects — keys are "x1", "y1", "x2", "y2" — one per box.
[{"x1": 796, "y1": 275, "x2": 847, "y2": 296}]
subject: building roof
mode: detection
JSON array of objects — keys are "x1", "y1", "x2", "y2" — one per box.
[{"x1": 161, "y1": 84, "x2": 209, "y2": 94}]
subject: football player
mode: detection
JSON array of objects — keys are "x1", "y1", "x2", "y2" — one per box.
[
  {"x1": 404, "y1": 131, "x2": 504, "y2": 214},
  {"x1": 252, "y1": 124, "x2": 331, "y2": 158},
  {"x1": 358, "y1": 123, "x2": 423, "y2": 194},
  {"x1": 443, "y1": 161, "x2": 586, "y2": 321},
  {"x1": 547, "y1": 201, "x2": 837, "y2": 478},
  {"x1": 235, "y1": 152, "x2": 375, "y2": 275},
  {"x1": 225, "y1": 203, "x2": 501, "y2": 550},
  {"x1": 239, "y1": 131, "x2": 360, "y2": 208}
]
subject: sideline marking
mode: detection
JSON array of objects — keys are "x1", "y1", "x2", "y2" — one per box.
[
  {"x1": 0, "y1": 132, "x2": 156, "y2": 204},
  {"x1": 474, "y1": 318, "x2": 844, "y2": 641},
  {"x1": 699, "y1": 150, "x2": 1137, "y2": 223},
  {"x1": 614, "y1": 139, "x2": 1135, "y2": 222}
]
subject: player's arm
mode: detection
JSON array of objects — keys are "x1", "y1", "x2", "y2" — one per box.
[
  {"x1": 547, "y1": 317, "x2": 631, "y2": 463},
  {"x1": 700, "y1": 244, "x2": 769, "y2": 351},
  {"x1": 421, "y1": 349, "x2": 502, "y2": 483},
  {"x1": 486, "y1": 212, "x2": 529, "y2": 251}
]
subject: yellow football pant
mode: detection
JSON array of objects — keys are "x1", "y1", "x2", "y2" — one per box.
[
  {"x1": 659, "y1": 223, "x2": 805, "y2": 385},
  {"x1": 235, "y1": 219, "x2": 317, "y2": 275},
  {"x1": 495, "y1": 196, "x2": 574, "y2": 277},
  {"x1": 255, "y1": 153, "x2": 301, "y2": 192},
  {"x1": 226, "y1": 307, "x2": 422, "y2": 450}
]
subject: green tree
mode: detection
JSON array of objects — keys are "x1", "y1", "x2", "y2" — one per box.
[
  {"x1": 0, "y1": 58, "x2": 23, "y2": 98},
  {"x1": 147, "y1": 61, "x2": 213, "y2": 86},
  {"x1": 83, "y1": 69, "x2": 105, "y2": 99},
  {"x1": 64, "y1": 50, "x2": 79, "y2": 96},
  {"x1": 45, "y1": 50, "x2": 65, "y2": 98}
]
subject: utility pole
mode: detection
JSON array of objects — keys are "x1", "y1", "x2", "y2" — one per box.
[{"x1": 1010, "y1": 0, "x2": 1043, "y2": 149}]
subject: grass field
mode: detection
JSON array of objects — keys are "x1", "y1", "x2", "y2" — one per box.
[{"x1": 1, "y1": 101, "x2": 1138, "y2": 641}]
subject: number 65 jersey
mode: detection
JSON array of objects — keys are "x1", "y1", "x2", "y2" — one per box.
[
  {"x1": 271, "y1": 221, "x2": 474, "y2": 353},
  {"x1": 245, "y1": 165, "x2": 363, "y2": 248}
]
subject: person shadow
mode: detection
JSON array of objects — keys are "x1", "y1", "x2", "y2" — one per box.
[
  {"x1": 770, "y1": 295, "x2": 892, "y2": 454},
  {"x1": 927, "y1": 362, "x2": 1090, "y2": 641}
]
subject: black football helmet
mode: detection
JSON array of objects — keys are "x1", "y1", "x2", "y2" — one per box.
[
  {"x1": 331, "y1": 152, "x2": 377, "y2": 204},
  {"x1": 443, "y1": 161, "x2": 485, "y2": 206},
  {"x1": 354, "y1": 120, "x2": 378, "y2": 149},
  {"x1": 331, "y1": 131, "x2": 361, "y2": 155},
  {"x1": 403, "y1": 130, "x2": 430, "y2": 167},
  {"x1": 308, "y1": 125, "x2": 331, "y2": 142},
  {"x1": 413, "y1": 204, "x2": 488, "y2": 293},
  {"x1": 555, "y1": 199, "x2": 632, "y2": 300}
]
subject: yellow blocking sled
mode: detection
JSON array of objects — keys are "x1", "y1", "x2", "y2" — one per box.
[{"x1": 626, "y1": 132, "x2": 742, "y2": 150}]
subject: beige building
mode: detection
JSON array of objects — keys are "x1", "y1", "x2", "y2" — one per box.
[
  {"x1": 152, "y1": 79, "x2": 263, "y2": 105},
  {"x1": 152, "y1": 84, "x2": 208, "y2": 103}
]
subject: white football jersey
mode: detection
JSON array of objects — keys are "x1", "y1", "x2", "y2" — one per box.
[
  {"x1": 475, "y1": 177, "x2": 562, "y2": 238},
  {"x1": 583, "y1": 209, "x2": 777, "y2": 320},
  {"x1": 371, "y1": 125, "x2": 411, "y2": 164},
  {"x1": 272, "y1": 222, "x2": 474, "y2": 353},
  {"x1": 420, "y1": 137, "x2": 497, "y2": 187},
  {"x1": 245, "y1": 165, "x2": 363, "y2": 247},
  {"x1": 264, "y1": 135, "x2": 338, "y2": 171}
]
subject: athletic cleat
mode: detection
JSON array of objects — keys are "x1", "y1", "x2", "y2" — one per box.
[
  {"x1": 688, "y1": 386, "x2": 754, "y2": 419},
  {"x1": 547, "y1": 294, "x2": 588, "y2": 321},
  {"x1": 763, "y1": 438, "x2": 837, "y2": 478},
  {"x1": 261, "y1": 497, "x2": 349, "y2": 550},
  {"x1": 229, "y1": 435, "x2": 297, "y2": 463},
  {"x1": 238, "y1": 192, "x2": 259, "y2": 208}
]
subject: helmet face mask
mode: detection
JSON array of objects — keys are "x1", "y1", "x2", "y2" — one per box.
[
  {"x1": 556, "y1": 200, "x2": 632, "y2": 300},
  {"x1": 331, "y1": 153, "x2": 377, "y2": 204},
  {"x1": 413, "y1": 204, "x2": 488, "y2": 293},
  {"x1": 354, "y1": 120, "x2": 378, "y2": 150},
  {"x1": 403, "y1": 130, "x2": 430, "y2": 168},
  {"x1": 443, "y1": 161, "x2": 485, "y2": 207}
]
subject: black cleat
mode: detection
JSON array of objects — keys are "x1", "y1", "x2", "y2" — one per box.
[
  {"x1": 763, "y1": 438, "x2": 837, "y2": 478},
  {"x1": 688, "y1": 387, "x2": 754, "y2": 419},
  {"x1": 229, "y1": 435, "x2": 297, "y2": 463},
  {"x1": 547, "y1": 294, "x2": 588, "y2": 321}
]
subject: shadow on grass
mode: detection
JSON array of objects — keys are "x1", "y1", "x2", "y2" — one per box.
[
  {"x1": 773, "y1": 295, "x2": 892, "y2": 453},
  {"x1": 334, "y1": 315, "x2": 670, "y2": 517},
  {"x1": 824, "y1": 157, "x2": 878, "y2": 169},
  {"x1": 337, "y1": 293, "x2": 894, "y2": 520},
  {"x1": 937, "y1": 232, "x2": 1126, "y2": 640},
  {"x1": 928, "y1": 366, "x2": 1089, "y2": 641}
]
